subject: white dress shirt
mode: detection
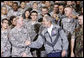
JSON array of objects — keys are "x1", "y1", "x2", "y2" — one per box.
[{"x1": 47, "y1": 24, "x2": 53, "y2": 36}]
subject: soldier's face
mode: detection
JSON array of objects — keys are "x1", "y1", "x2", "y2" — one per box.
[
  {"x1": 8, "y1": 1, "x2": 13, "y2": 6},
  {"x1": 4, "y1": 1, "x2": 8, "y2": 5},
  {"x1": 67, "y1": 1, "x2": 72, "y2": 5},
  {"x1": 45, "y1": 1, "x2": 50, "y2": 7},
  {"x1": 1, "y1": 20, "x2": 8, "y2": 29},
  {"x1": 17, "y1": 17, "x2": 23, "y2": 26},
  {"x1": 1, "y1": 7, "x2": 8, "y2": 15},
  {"x1": 25, "y1": 11, "x2": 30, "y2": 18},
  {"x1": 12, "y1": 18, "x2": 16, "y2": 26},
  {"x1": 54, "y1": 5, "x2": 59, "y2": 12},
  {"x1": 43, "y1": 17, "x2": 50, "y2": 28},
  {"x1": 33, "y1": 3, "x2": 38, "y2": 9},
  {"x1": 13, "y1": 4, "x2": 18, "y2": 11},
  {"x1": 59, "y1": 6, "x2": 64, "y2": 13},
  {"x1": 78, "y1": 16, "x2": 83, "y2": 25},
  {"x1": 21, "y1": 2, "x2": 26, "y2": 9},
  {"x1": 31, "y1": 13, "x2": 38, "y2": 21},
  {"x1": 64, "y1": 8, "x2": 72, "y2": 17},
  {"x1": 42, "y1": 8, "x2": 48, "y2": 16}
]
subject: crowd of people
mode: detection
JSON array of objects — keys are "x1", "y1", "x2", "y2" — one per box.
[{"x1": 1, "y1": 1, "x2": 83, "y2": 57}]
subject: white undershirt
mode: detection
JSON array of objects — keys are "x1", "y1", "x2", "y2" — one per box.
[{"x1": 47, "y1": 24, "x2": 53, "y2": 36}]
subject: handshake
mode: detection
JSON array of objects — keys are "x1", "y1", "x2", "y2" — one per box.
[{"x1": 25, "y1": 40, "x2": 31, "y2": 46}]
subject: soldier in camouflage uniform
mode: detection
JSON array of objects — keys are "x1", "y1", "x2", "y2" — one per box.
[
  {"x1": 18, "y1": 1, "x2": 28, "y2": 16},
  {"x1": 74, "y1": 26, "x2": 83, "y2": 57},
  {"x1": 22, "y1": 9, "x2": 31, "y2": 29},
  {"x1": 72, "y1": 15, "x2": 83, "y2": 57},
  {"x1": 9, "y1": 16, "x2": 32, "y2": 57},
  {"x1": 7, "y1": 2, "x2": 20, "y2": 18},
  {"x1": 1, "y1": 6, "x2": 9, "y2": 20},
  {"x1": 25, "y1": 11, "x2": 41, "y2": 57},
  {"x1": 58, "y1": 4, "x2": 66, "y2": 26},
  {"x1": 25, "y1": 11, "x2": 41, "y2": 41},
  {"x1": 1, "y1": 18, "x2": 11, "y2": 57},
  {"x1": 61, "y1": 6, "x2": 79, "y2": 57}
]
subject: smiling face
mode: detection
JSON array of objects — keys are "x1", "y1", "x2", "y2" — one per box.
[
  {"x1": 1, "y1": 6, "x2": 8, "y2": 15},
  {"x1": 25, "y1": 11, "x2": 30, "y2": 18}
]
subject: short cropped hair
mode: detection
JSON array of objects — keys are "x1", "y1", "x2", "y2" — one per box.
[
  {"x1": 30, "y1": 11, "x2": 38, "y2": 16},
  {"x1": 1, "y1": 18, "x2": 9, "y2": 23},
  {"x1": 42, "y1": 6, "x2": 48, "y2": 10}
]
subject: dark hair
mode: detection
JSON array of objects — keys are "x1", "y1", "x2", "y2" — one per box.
[
  {"x1": 30, "y1": 11, "x2": 38, "y2": 16},
  {"x1": 46, "y1": 13, "x2": 51, "y2": 16},
  {"x1": 10, "y1": 16, "x2": 16, "y2": 22},
  {"x1": 1, "y1": 18, "x2": 9, "y2": 23},
  {"x1": 54, "y1": 3, "x2": 60, "y2": 6},
  {"x1": 13, "y1": 2, "x2": 18, "y2": 6},
  {"x1": 22, "y1": 8, "x2": 32, "y2": 19},
  {"x1": 59, "y1": 3, "x2": 65, "y2": 7},
  {"x1": 59, "y1": 5, "x2": 65, "y2": 14},
  {"x1": 9, "y1": 16, "x2": 16, "y2": 25},
  {"x1": 65, "y1": 5, "x2": 73, "y2": 9},
  {"x1": 42, "y1": 6, "x2": 48, "y2": 10},
  {"x1": 53, "y1": 3, "x2": 59, "y2": 14}
]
